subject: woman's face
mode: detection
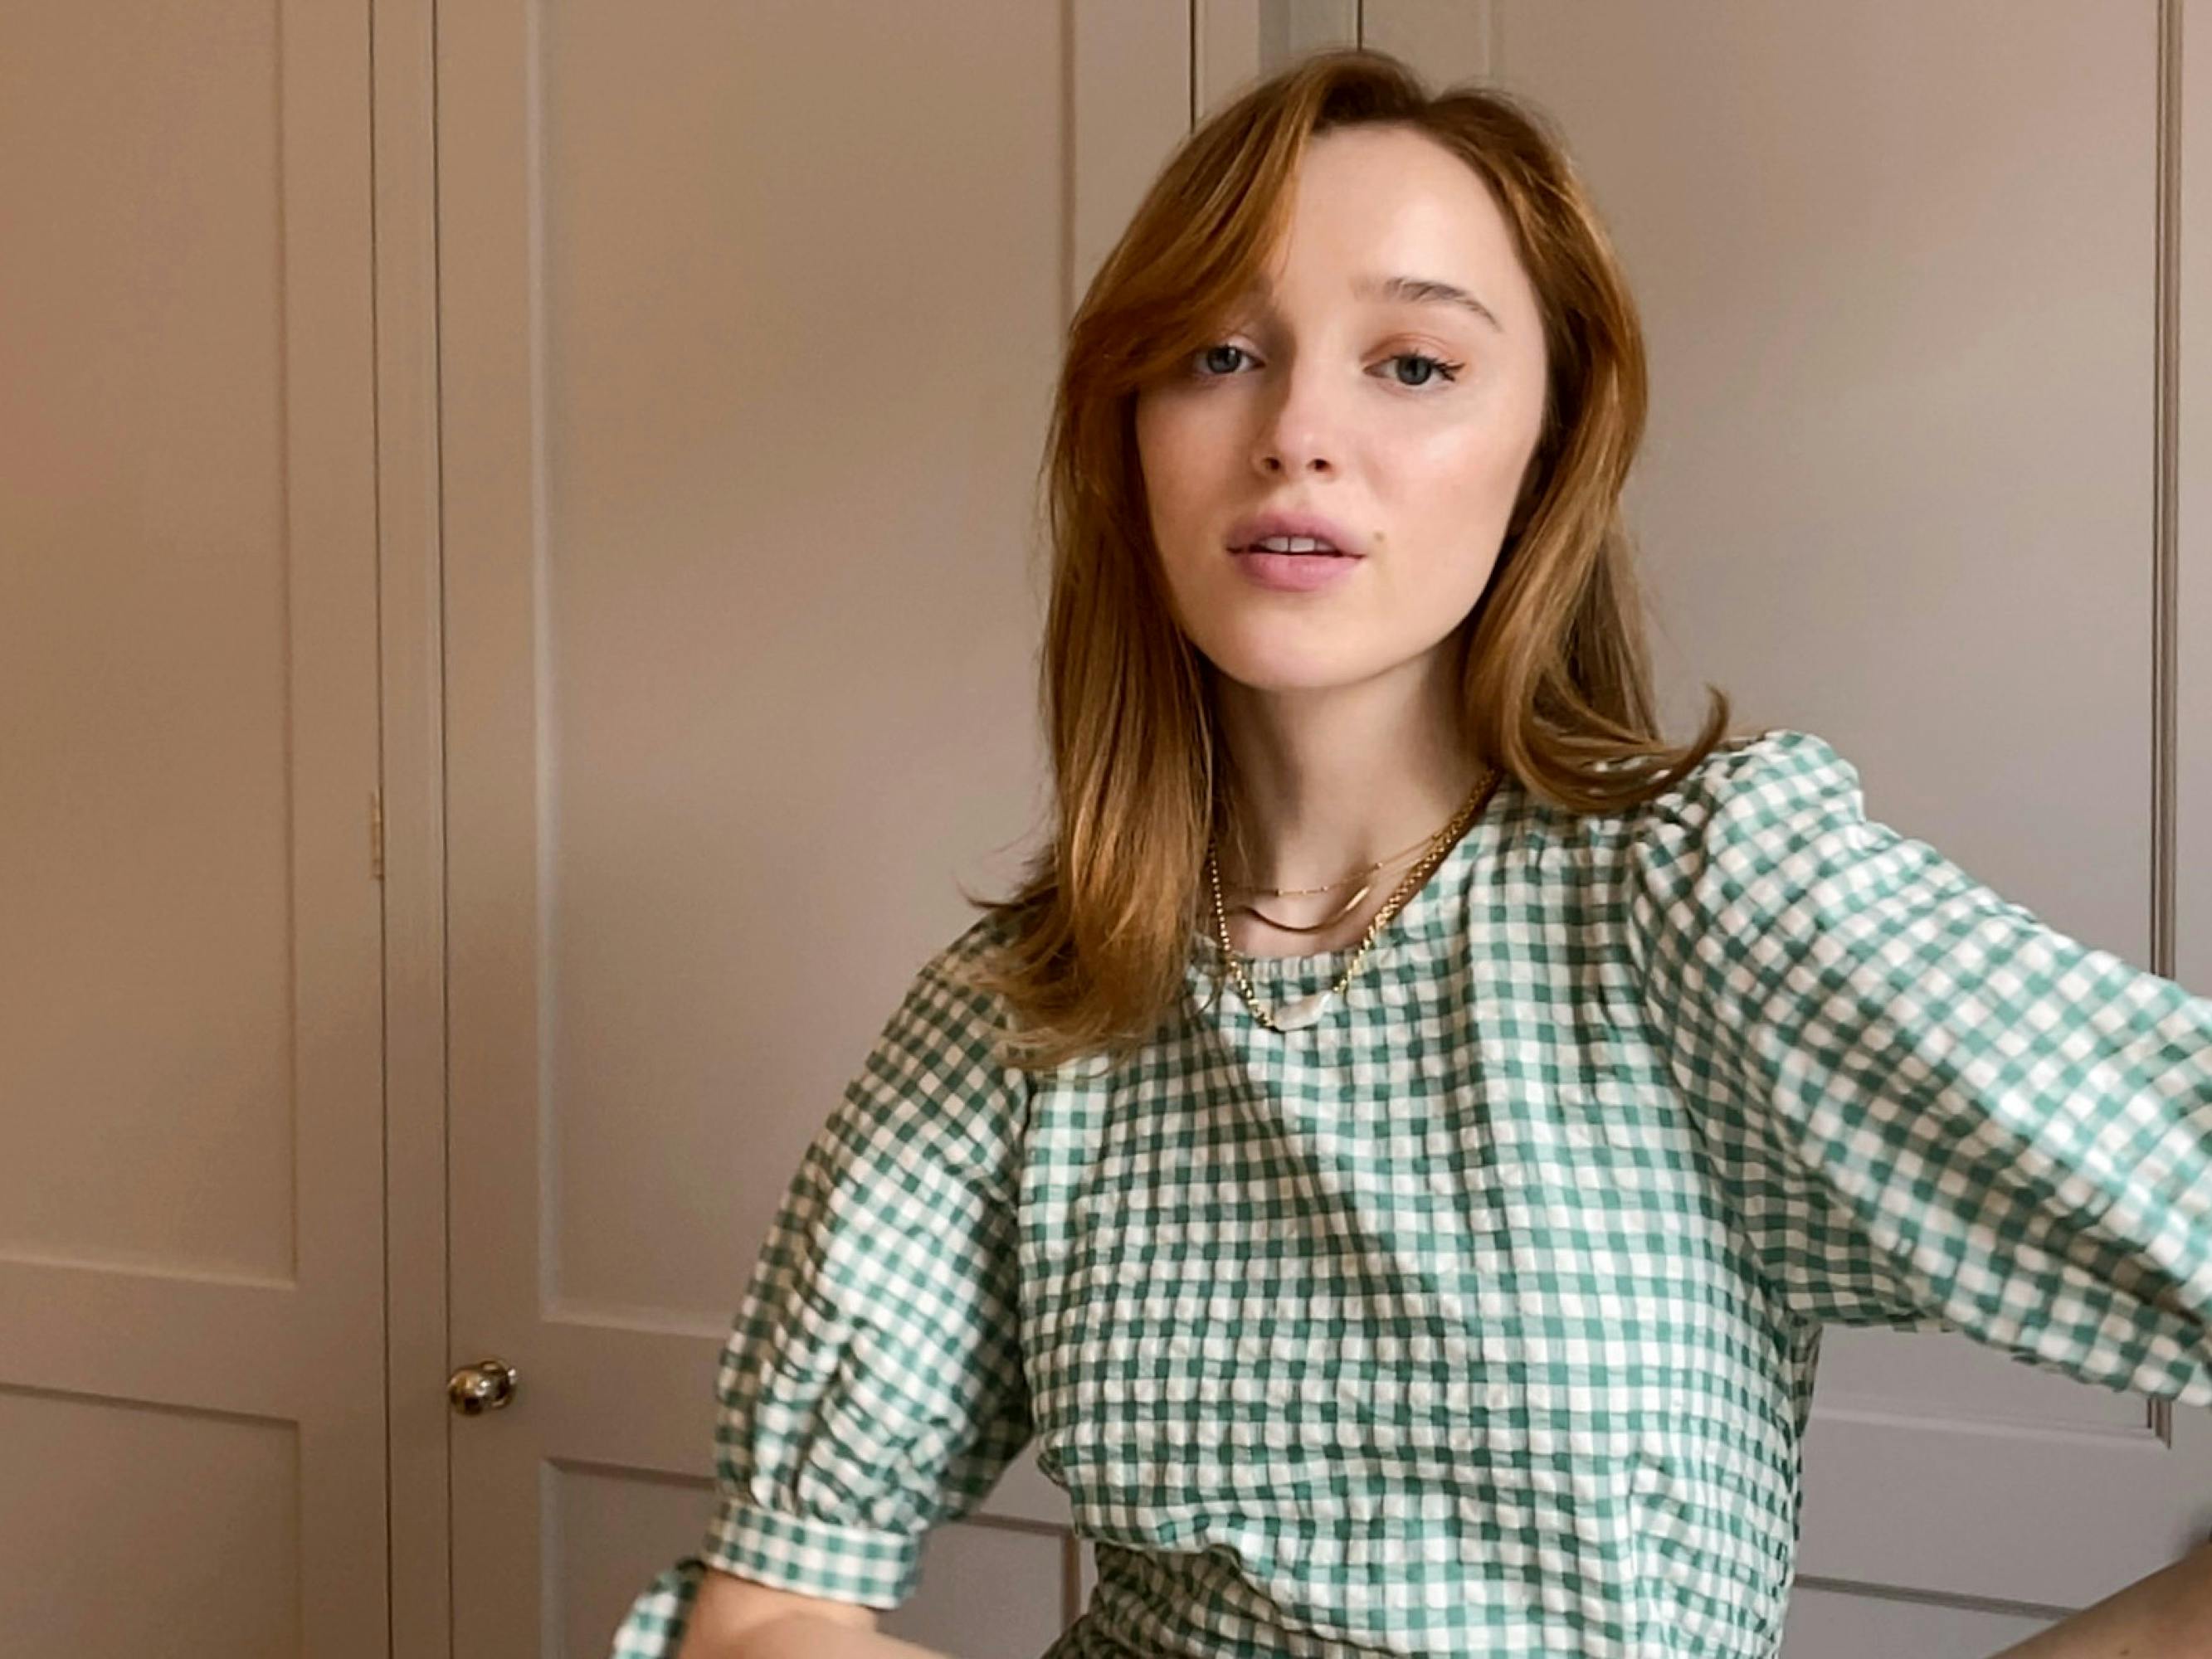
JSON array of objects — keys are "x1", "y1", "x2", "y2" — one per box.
[{"x1": 1133, "y1": 123, "x2": 1550, "y2": 698}]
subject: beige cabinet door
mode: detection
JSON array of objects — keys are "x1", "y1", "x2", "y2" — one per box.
[
  {"x1": 0, "y1": 3, "x2": 388, "y2": 1655},
  {"x1": 1351, "y1": 2, "x2": 2212, "y2": 1653},
  {"x1": 432, "y1": 4, "x2": 1183, "y2": 1654}
]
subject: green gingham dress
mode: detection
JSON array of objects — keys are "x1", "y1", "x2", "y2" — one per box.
[{"x1": 610, "y1": 728, "x2": 2212, "y2": 1658}]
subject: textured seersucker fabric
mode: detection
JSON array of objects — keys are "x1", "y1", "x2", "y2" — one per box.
[{"x1": 609, "y1": 728, "x2": 2212, "y2": 1658}]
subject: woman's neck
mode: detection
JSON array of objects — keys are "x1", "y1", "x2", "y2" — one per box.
[{"x1": 1210, "y1": 650, "x2": 1484, "y2": 911}]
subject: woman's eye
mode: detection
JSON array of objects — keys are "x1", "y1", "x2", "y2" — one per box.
[
  {"x1": 1386, "y1": 350, "x2": 1464, "y2": 388},
  {"x1": 1187, "y1": 343, "x2": 1464, "y2": 387}
]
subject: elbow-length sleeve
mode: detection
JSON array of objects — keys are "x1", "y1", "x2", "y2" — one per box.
[
  {"x1": 1621, "y1": 727, "x2": 2212, "y2": 1406},
  {"x1": 610, "y1": 923, "x2": 1035, "y2": 1657}
]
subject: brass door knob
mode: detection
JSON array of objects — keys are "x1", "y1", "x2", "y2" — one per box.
[{"x1": 447, "y1": 1358, "x2": 519, "y2": 1415}]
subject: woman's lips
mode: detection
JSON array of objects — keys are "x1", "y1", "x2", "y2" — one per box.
[{"x1": 1231, "y1": 548, "x2": 1363, "y2": 591}]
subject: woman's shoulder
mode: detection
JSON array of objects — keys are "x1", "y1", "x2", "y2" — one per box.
[
  {"x1": 1490, "y1": 727, "x2": 1859, "y2": 887},
  {"x1": 1630, "y1": 725, "x2": 1862, "y2": 839},
  {"x1": 927, "y1": 901, "x2": 1040, "y2": 1002}
]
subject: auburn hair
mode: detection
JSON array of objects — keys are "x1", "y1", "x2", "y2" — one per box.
[{"x1": 948, "y1": 46, "x2": 1737, "y2": 1074}]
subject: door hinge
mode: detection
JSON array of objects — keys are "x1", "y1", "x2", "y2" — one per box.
[{"x1": 369, "y1": 790, "x2": 385, "y2": 881}]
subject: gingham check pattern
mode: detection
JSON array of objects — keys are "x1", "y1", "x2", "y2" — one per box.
[{"x1": 611, "y1": 728, "x2": 2212, "y2": 1657}]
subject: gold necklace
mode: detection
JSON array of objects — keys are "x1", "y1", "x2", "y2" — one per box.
[
  {"x1": 1230, "y1": 880, "x2": 1378, "y2": 934},
  {"x1": 1221, "y1": 837, "x2": 1434, "y2": 933},
  {"x1": 1223, "y1": 824, "x2": 1440, "y2": 897},
  {"x1": 1205, "y1": 768, "x2": 1496, "y2": 1033}
]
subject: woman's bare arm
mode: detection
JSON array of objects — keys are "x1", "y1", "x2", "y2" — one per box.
[
  {"x1": 729, "y1": 1613, "x2": 957, "y2": 1659},
  {"x1": 1989, "y1": 1537, "x2": 2212, "y2": 1658}
]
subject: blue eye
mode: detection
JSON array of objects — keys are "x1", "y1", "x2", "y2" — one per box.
[
  {"x1": 1386, "y1": 350, "x2": 1464, "y2": 388},
  {"x1": 1187, "y1": 343, "x2": 1464, "y2": 387}
]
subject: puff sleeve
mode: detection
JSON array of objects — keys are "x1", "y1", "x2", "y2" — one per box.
[
  {"x1": 1623, "y1": 727, "x2": 2212, "y2": 1405},
  {"x1": 610, "y1": 922, "x2": 1035, "y2": 1656}
]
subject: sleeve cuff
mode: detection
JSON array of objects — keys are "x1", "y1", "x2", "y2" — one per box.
[
  {"x1": 699, "y1": 1494, "x2": 923, "y2": 1610},
  {"x1": 610, "y1": 1557, "x2": 705, "y2": 1658}
]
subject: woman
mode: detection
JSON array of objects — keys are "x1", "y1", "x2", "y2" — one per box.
[{"x1": 616, "y1": 48, "x2": 2212, "y2": 1659}]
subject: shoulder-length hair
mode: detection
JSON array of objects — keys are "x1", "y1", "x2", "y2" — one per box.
[{"x1": 948, "y1": 46, "x2": 1738, "y2": 1075}]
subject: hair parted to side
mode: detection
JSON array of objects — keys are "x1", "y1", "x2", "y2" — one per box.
[{"x1": 945, "y1": 46, "x2": 1739, "y2": 1076}]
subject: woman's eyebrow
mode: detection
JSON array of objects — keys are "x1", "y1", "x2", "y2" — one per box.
[
  {"x1": 1352, "y1": 273, "x2": 1503, "y2": 330},
  {"x1": 1241, "y1": 273, "x2": 1503, "y2": 332}
]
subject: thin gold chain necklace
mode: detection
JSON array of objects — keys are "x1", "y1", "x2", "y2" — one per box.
[
  {"x1": 1221, "y1": 833, "x2": 1435, "y2": 934},
  {"x1": 1224, "y1": 823, "x2": 1438, "y2": 897},
  {"x1": 1205, "y1": 768, "x2": 1496, "y2": 1033}
]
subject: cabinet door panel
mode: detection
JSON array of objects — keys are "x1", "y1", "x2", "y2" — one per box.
[
  {"x1": 436, "y1": 4, "x2": 1184, "y2": 1653},
  {"x1": 0, "y1": 2, "x2": 387, "y2": 1654}
]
